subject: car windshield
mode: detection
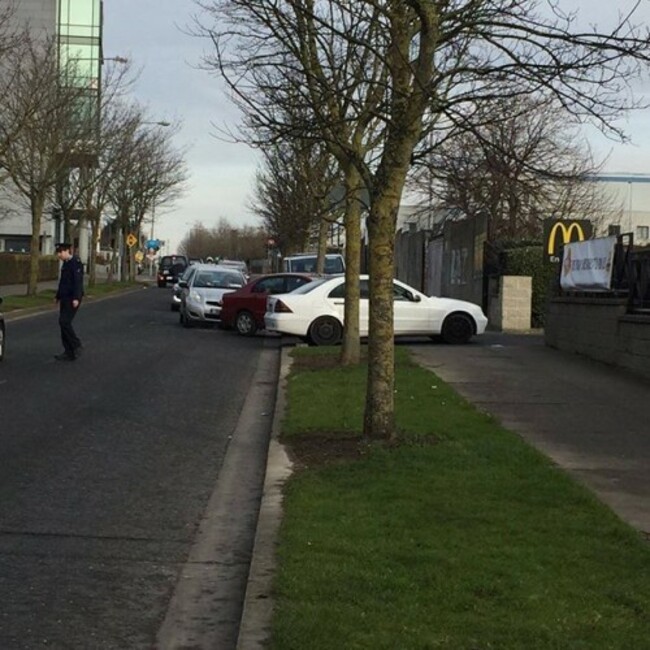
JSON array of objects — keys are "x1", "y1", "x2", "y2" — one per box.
[
  {"x1": 160, "y1": 256, "x2": 186, "y2": 269},
  {"x1": 288, "y1": 256, "x2": 344, "y2": 274},
  {"x1": 193, "y1": 270, "x2": 244, "y2": 288}
]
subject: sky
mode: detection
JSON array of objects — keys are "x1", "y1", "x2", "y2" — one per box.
[
  {"x1": 103, "y1": 0, "x2": 650, "y2": 252},
  {"x1": 104, "y1": 0, "x2": 262, "y2": 253}
]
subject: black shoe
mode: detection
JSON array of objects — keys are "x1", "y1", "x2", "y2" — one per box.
[{"x1": 54, "y1": 353, "x2": 75, "y2": 361}]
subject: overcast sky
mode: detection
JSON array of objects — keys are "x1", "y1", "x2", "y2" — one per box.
[
  {"x1": 103, "y1": 0, "x2": 650, "y2": 252},
  {"x1": 104, "y1": 0, "x2": 261, "y2": 253}
]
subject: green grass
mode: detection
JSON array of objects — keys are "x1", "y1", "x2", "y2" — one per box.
[
  {"x1": 272, "y1": 346, "x2": 650, "y2": 649},
  {"x1": 1, "y1": 281, "x2": 142, "y2": 312}
]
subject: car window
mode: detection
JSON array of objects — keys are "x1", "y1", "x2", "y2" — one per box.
[
  {"x1": 290, "y1": 277, "x2": 331, "y2": 294},
  {"x1": 324, "y1": 256, "x2": 345, "y2": 274},
  {"x1": 289, "y1": 258, "x2": 317, "y2": 273},
  {"x1": 393, "y1": 282, "x2": 415, "y2": 301},
  {"x1": 193, "y1": 270, "x2": 245, "y2": 288},
  {"x1": 254, "y1": 277, "x2": 286, "y2": 294},
  {"x1": 286, "y1": 276, "x2": 312, "y2": 292},
  {"x1": 328, "y1": 280, "x2": 369, "y2": 299}
]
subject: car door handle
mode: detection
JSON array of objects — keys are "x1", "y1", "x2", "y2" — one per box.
[{"x1": 333, "y1": 301, "x2": 344, "y2": 305}]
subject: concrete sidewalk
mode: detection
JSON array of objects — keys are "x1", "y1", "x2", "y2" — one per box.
[{"x1": 409, "y1": 331, "x2": 650, "y2": 536}]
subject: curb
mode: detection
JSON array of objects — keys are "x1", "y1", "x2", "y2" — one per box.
[{"x1": 236, "y1": 346, "x2": 294, "y2": 650}]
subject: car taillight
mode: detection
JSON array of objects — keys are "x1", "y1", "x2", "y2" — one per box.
[{"x1": 274, "y1": 300, "x2": 293, "y2": 313}]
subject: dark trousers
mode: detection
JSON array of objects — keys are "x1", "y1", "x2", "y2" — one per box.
[{"x1": 59, "y1": 300, "x2": 81, "y2": 356}]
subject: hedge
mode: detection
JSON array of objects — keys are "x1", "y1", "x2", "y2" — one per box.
[{"x1": 0, "y1": 253, "x2": 59, "y2": 285}]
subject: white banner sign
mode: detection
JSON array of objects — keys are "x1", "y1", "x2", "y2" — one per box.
[{"x1": 560, "y1": 236, "x2": 616, "y2": 291}]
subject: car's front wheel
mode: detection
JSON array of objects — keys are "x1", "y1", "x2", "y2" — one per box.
[
  {"x1": 309, "y1": 316, "x2": 343, "y2": 346},
  {"x1": 441, "y1": 313, "x2": 474, "y2": 344},
  {"x1": 235, "y1": 310, "x2": 257, "y2": 336}
]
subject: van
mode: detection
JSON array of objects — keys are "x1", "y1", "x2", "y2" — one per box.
[
  {"x1": 282, "y1": 253, "x2": 345, "y2": 275},
  {"x1": 157, "y1": 254, "x2": 189, "y2": 287}
]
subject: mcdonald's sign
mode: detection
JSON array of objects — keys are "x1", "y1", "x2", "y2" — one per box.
[{"x1": 544, "y1": 219, "x2": 593, "y2": 263}]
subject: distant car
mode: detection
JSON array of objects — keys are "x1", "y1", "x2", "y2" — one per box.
[
  {"x1": 178, "y1": 264, "x2": 247, "y2": 327},
  {"x1": 157, "y1": 254, "x2": 189, "y2": 287},
  {"x1": 264, "y1": 275, "x2": 488, "y2": 345},
  {"x1": 0, "y1": 297, "x2": 5, "y2": 361},
  {"x1": 221, "y1": 273, "x2": 315, "y2": 336},
  {"x1": 218, "y1": 259, "x2": 250, "y2": 280},
  {"x1": 171, "y1": 265, "x2": 196, "y2": 311},
  {"x1": 282, "y1": 253, "x2": 345, "y2": 275},
  {"x1": 188, "y1": 257, "x2": 203, "y2": 266}
]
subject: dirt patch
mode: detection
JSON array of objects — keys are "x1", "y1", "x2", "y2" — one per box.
[
  {"x1": 285, "y1": 434, "x2": 369, "y2": 469},
  {"x1": 283, "y1": 432, "x2": 438, "y2": 470}
]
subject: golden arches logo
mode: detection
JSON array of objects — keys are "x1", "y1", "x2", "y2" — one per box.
[{"x1": 547, "y1": 222, "x2": 587, "y2": 255}]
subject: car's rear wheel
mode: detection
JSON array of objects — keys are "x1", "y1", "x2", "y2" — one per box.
[
  {"x1": 309, "y1": 316, "x2": 343, "y2": 346},
  {"x1": 235, "y1": 310, "x2": 257, "y2": 336},
  {"x1": 441, "y1": 313, "x2": 474, "y2": 344},
  {"x1": 0, "y1": 323, "x2": 5, "y2": 361}
]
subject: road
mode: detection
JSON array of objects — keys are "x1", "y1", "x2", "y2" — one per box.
[{"x1": 0, "y1": 287, "x2": 277, "y2": 649}]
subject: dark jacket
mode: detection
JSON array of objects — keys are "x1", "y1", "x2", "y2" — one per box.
[{"x1": 56, "y1": 257, "x2": 84, "y2": 301}]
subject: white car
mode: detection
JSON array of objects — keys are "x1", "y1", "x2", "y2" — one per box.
[
  {"x1": 264, "y1": 275, "x2": 488, "y2": 345},
  {"x1": 178, "y1": 264, "x2": 247, "y2": 327}
]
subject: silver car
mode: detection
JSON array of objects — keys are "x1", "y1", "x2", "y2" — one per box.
[
  {"x1": 171, "y1": 265, "x2": 196, "y2": 312},
  {"x1": 178, "y1": 264, "x2": 246, "y2": 327}
]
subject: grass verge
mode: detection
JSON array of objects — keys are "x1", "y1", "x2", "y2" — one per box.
[
  {"x1": 271, "y1": 346, "x2": 650, "y2": 649},
  {"x1": 1, "y1": 281, "x2": 143, "y2": 312}
]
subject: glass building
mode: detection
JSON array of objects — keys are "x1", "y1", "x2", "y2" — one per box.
[{"x1": 57, "y1": 0, "x2": 103, "y2": 142}]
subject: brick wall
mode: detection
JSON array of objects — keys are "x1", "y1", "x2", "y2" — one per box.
[
  {"x1": 545, "y1": 297, "x2": 650, "y2": 379},
  {"x1": 488, "y1": 275, "x2": 532, "y2": 331}
]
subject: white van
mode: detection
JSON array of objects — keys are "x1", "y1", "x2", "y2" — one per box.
[{"x1": 282, "y1": 253, "x2": 345, "y2": 275}]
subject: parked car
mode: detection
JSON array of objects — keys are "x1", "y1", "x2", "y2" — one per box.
[
  {"x1": 219, "y1": 259, "x2": 250, "y2": 281},
  {"x1": 0, "y1": 297, "x2": 5, "y2": 361},
  {"x1": 170, "y1": 265, "x2": 197, "y2": 311},
  {"x1": 221, "y1": 272, "x2": 315, "y2": 336},
  {"x1": 264, "y1": 275, "x2": 488, "y2": 345},
  {"x1": 157, "y1": 254, "x2": 189, "y2": 287},
  {"x1": 178, "y1": 264, "x2": 247, "y2": 327},
  {"x1": 282, "y1": 253, "x2": 345, "y2": 275}
]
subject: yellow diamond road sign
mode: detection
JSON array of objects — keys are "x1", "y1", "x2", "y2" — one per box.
[
  {"x1": 135, "y1": 251, "x2": 144, "y2": 263},
  {"x1": 126, "y1": 233, "x2": 137, "y2": 248}
]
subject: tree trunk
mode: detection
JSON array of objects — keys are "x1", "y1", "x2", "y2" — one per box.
[
  {"x1": 340, "y1": 165, "x2": 362, "y2": 366},
  {"x1": 88, "y1": 216, "x2": 99, "y2": 287},
  {"x1": 27, "y1": 193, "x2": 45, "y2": 296},
  {"x1": 363, "y1": 191, "x2": 399, "y2": 441},
  {"x1": 316, "y1": 218, "x2": 328, "y2": 274}
]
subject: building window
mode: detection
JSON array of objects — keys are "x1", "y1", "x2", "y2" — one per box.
[{"x1": 636, "y1": 225, "x2": 649, "y2": 241}]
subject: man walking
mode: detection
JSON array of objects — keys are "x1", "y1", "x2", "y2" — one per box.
[{"x1": 54, "y1": 242, "x2": 84, "y2": 361}]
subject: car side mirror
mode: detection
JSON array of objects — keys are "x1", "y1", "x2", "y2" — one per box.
[
  {"x1": 179, "y1": 280, "x2": 188, "y2": 288},
  {"x1": 412, "y1": 294, "x2": 422, "y2": 302}
]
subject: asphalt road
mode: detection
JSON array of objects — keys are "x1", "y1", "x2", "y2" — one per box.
[{"x1": 0, "y1": 287, "x2": 277, "y2": 649}]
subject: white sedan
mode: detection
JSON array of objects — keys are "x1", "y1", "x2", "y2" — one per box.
[{"x1": 264, "y1": 275, "x2": 488, "y2": 345}]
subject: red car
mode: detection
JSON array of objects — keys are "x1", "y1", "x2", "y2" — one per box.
[{"x1": 221, "y1": 273, "x2": 315, "y2": 336}]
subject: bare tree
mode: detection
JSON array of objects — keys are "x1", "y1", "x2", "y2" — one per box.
[
  {"x1": 0, "y1": 35, "x2": 102, "y2": 294},
  {"x1": 196, "y1": 0, "x2": 650, "y2": 440},
  {"x1": 251, "y1": 140, "x2": 337, "y2": 257},
  {"x1": 179, "y1": 218, "x2": 267, "y2": 261},
  {"x1": 105, "y1": 115, "x2": 188, "y2": 281},
  {"x1": 410, "y1": 95, "x2": 617, "y2": 240}
]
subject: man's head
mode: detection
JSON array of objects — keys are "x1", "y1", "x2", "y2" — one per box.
[{"x1": 55, "y1": 243, "x2": 73, "y2": 260}]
